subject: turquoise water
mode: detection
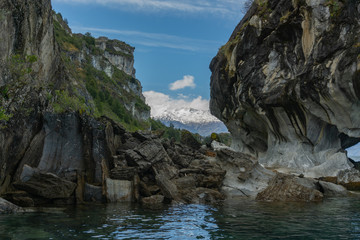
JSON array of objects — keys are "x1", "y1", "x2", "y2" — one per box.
[{"x1": 1, "y1": 197, "x2": 360, "y2": 239}]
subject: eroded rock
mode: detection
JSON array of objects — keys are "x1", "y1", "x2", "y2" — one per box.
[
  {"x1": 13, "y1": 172, "x2": 77, "y2": 199},
  {"x1": 210, "y1": 0, "x2": 360, "y2": 179},
  {"x1": 256, "y1": 174, "x2": 323, "y2": 202},
  {"x1": 0, "y1": 198, "x2": 23, "y2": 214}
]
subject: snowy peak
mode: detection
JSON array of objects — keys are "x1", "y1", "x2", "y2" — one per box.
[{"x1": 156, "y1": 107, "x2": 221, "y2": 124}]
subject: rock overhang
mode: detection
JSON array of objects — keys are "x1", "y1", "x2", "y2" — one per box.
[{"x1": 210, "y1": 0, "x2": 360, "y2": 178}]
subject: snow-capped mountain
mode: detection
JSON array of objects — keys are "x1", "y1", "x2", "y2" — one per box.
[
  {"x1": 143, "y1": 91, "x2": 228, "y2": 136},
  {"x1": 159, "y1": 108, "x2": 220, "y2": 124},
  {"x1": 154, "y1": 108, "x2": 228, "y2": 136}
]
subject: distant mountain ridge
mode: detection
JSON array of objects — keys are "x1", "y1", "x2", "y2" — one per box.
[{"x1": 153, "y1": 107, "x2": 228, "y2": 136}]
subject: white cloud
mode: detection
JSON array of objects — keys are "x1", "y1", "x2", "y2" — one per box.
[
  {"x1": 143, "y1": 90, "x2": 211, "y2": 118},
  {"x1": 71, "y1": 27, "x2": 220, "y2": 52},
  {"x1": 169, "y1": 75, "x2": 196, "y2": 91},
  {"x1": 53, "y1": 0, "x2": 246, "y2": 17}
]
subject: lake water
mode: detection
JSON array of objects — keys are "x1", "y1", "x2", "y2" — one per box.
[{"x1": 1, "y1": 197, "x2": 360, "y2": 239}]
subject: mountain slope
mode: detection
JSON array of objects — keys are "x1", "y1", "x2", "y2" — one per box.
[{"x1": 52, "y1": 12, "x2": 150, "y2": 130}]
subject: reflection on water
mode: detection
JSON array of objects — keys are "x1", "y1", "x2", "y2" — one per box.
[{"x1": 1, "y1": 198, "x2": 360, "y2": 239}]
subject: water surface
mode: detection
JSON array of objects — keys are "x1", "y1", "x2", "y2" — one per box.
[{"x1": 1, "y1": 197, "x2": 360, "y2": 239}]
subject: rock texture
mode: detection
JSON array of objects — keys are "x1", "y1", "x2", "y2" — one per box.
[
  {"x1": 210, "y1": 0, "x2": 360, "y2": 178},
  {"x1": 0, "y1": 110, "x2": 226, "y2": 206},
  {"x1": 95, "y1": 36, "x2": 136, "y2": 78},
  {"x1": 256, "y1": 173, "x2": 324, "y2": 202},
  {"x1": 0, "y1": 0, "x2": 153, "y2": 207},
  {"x1": 0, "y1": 0, "x2": 59, "y2": 85},
  {"x1": 0, "y1": 198, "x2": 23, "y2": 214}
]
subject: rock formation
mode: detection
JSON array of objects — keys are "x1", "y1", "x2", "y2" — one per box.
[
  {"x1": 1, "y1": 112, "x2": 226, "y2": 207},
  {"x1": 0, "y1": 0, "x2": 154, "y2": 208},
  {"x1": 1, "y1": 0, "x2": 358, "y2": 208},
  {"x1": 210, "y1": 0, "x2": 360, "y2": 181}
]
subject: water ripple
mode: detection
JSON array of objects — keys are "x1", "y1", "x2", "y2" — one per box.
[{"x1": 1, "y1": 198, "x2": 360, "y2": 239}]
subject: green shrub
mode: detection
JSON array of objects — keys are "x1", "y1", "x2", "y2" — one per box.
[
  {"x1": 326, "y1": 0, "x2": 343, "y2": 18},
  {"x1": 52, "y1": 90, "x2": 89, "y2": 113},
  {"x1": 0, "y1": 107, "x2": 11, "y2": 122}
]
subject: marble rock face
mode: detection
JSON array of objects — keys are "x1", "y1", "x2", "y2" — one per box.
[{"x1": 210, "y1": 0, "x2": 360, "y2": 178}]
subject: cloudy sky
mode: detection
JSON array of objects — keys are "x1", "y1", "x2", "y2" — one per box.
[{"x1": 52, "y1": 0, "x2": 246, "y2": 117}]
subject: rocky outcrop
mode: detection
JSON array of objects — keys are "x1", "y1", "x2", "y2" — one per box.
[
  {"x1": 0, "y1": 111, "x2": 226, "y2": 206},
  {"x1": 0, "y1": 198, "x2": 23, "y2": 214},
  {"x1": 95, "y1": 37, "x2": 136, "y2": 78},
  {"x1": 0, "y1": 0, "x2": 60, "y2": 86},
  {"x1": 215, "y1": 147, "x2": 275, "y2": 198},
  {"x1": 0, "y1": 0, "x2": 152, "y2": 207},
  {"x1": 210, "y1": 0, "x2": 360, "y2": 179},
  {"x1": 14, "y1": 172, "x2": 77, "y2": 199},
  {"x1": 256, "y1": 173, "x2": 324, "y2": 202}
]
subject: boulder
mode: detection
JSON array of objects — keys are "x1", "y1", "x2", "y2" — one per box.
[
  {"x1": 3, "y1": 191, "x2": 35, "y2": 207},
  {"x1": 174, "y1": 176, "x2": 197, "y2": 190},
  {"x1": 135, "y1": 140, "x2": 167, "y2": 163},
  {"x1": 141, "y1": 195, "x2": 164, "y2": 209},
  {"x1": 318, "y1": 181, "x2": 348, "y2": 197},
  {"x1": 105, "y1": 178, "x2": 133, "y2": 202},
  {"x1": 155, "y1": 174, "x2": 180, "y2": 201},
  {"x1": 0, "y1": 198, "x2": 23, "y2": 214},
  {"x1": 180, "y1": 130, "x2": 202, "y2": 150},
  {"x1": 195, "y1": 188, "x2": 225, "y2": 204},
  {"x1": 84, "y1": 183, "x2": 104, "y2": 202},
  {"x1": 110, "y1": 167, "x2": 137, "y2": 180},
  {"x1": 124, "y1": 150, "x2": 150, "y2": 172},
  {"x1": 337, "y1": 168, "x2": 360, "y2": 191},
  {"x1": 216, "y1": 148, "x2": 274, "y2": 198},
  {"x1": 256, "y1": 174, "x2": 323, "y2": 202},
  {"x1": 13, "y1": 172, "x2": 77, "y2": 199}
]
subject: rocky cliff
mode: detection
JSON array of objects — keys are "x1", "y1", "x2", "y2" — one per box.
[
  {"x1": 0, "y1": 0, "x2": 228, "y2": 208},
  {"x1": 210, "y1": 0, "x2": 360, "y2": 178},
  {"x1": 0, "y1": 0, "x2": 150, "y2": 200}
]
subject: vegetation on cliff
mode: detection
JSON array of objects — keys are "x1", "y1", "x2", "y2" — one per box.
[{"x1": 51, "y1": 13, "x2": 151, "y2": 131}]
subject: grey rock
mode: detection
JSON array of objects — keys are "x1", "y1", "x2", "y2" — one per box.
[
  {"x1": 124, "y1": 149, "x2": 151, "y2": 172},
  {"x1": 3, "y1": 191, "x2": 35, "y2": 207},
  {"x1": 210, "y1": 0, "x2": 360, "y2": 178},
  {"x1": 155, "y1": 174, "x2": 180, "y2": 201},
  {"x1": 180, "y1": 130, "x2": 202, "y2": 150},
  {"x1": 135, "y1": 139, "x2": 170, "y2": 164},
  {"x1": 337, "y1": 168, "x2": 360, "y2": 183},
  {"x1": 256, "y1": 174, "x2": 323, "y2": 202},
  {"x1": 141, "y1": 195, "x2": 164, "y2": 209},
  {"x1": 20, "y1": 165, "x2": 39, "y2": 182},
  {"x1": 174, "y1": 176, "x2": 197, "y2": 189},
  {"x1": 84, "y1": 183, "x2": 104, "y2": 202},
  {"x1": 110, "y1": 167, "x2": 137, "y2": 180},
  {"x1": 0, "y1": 198, "x2": 23, "y2": 214},
  {"x1": 318, "y1": 181, "x2": 348, "y2": 197},
  {"x1": 14, "y1": 172, "x2": 77, "y2": 199},
  {"x1": 195, "y1": 188, "x2": 225, "y2": 204},
  {"x1": 216, "y1": 148, "x2": 274, "y2": 198}
]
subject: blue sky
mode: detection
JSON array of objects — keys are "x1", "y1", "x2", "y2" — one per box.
[{"x1": 51, "y1": 0, "x2": 246, "y2": 114}]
